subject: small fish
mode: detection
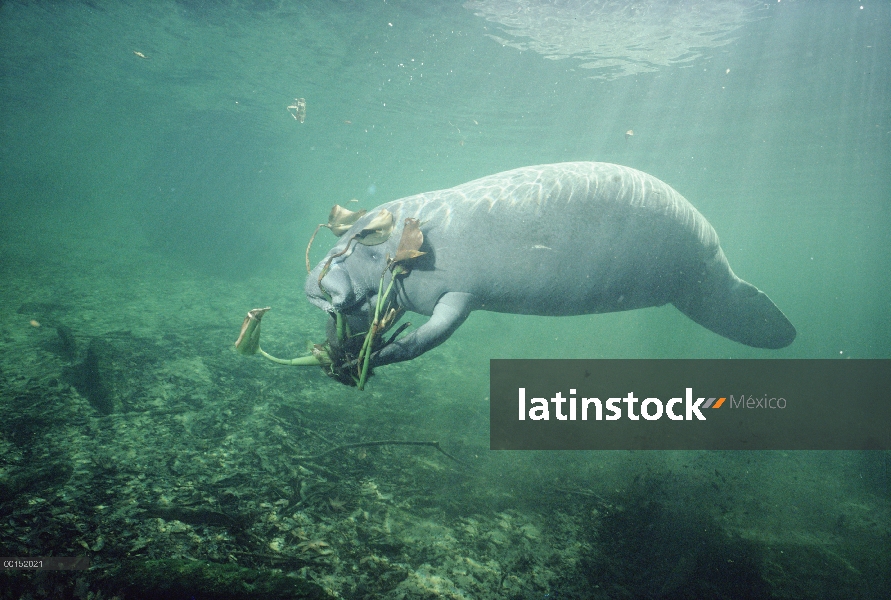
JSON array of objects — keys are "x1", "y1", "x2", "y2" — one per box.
[
  {"x1": 133, "y1": 51, "x2": 148, "y2": 59},
  {"x1": 531, "y1": 244, "x2": 553, "y2": 250}
]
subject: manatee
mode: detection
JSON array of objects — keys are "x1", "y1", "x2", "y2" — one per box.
[{"x1": 302, "y1": 162, "x2": 795, "y2": 382}]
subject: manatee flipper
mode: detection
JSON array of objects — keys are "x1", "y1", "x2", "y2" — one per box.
[
  {"x1": 373, "y1": 292, "x2": 475, "y2": 366},
  {"x1": 673, "y1": 251, "x2": 796, "y2": 349}
]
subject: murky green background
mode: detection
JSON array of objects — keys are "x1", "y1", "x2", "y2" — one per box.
[
  {"x1": 2, "y1": 0, "x2": 888, "y2": 358},
  {"x1": 1, "y1": 0, "x2": 889, "y2": 597}
]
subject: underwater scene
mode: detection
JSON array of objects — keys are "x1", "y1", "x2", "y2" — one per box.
[{"x1": 1, "y1": 0, "x2": 889, "y2": 598}]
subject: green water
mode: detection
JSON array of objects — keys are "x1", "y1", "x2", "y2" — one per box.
[{"x1": 1, "y1": 1, "x2": 889, "y2": 598}]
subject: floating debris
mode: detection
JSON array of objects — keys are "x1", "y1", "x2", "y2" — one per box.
[{"x1": 288, "y1": 97, "x2": 306, "y2": 122}]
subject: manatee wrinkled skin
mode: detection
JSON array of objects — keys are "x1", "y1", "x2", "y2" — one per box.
[{"x1": 305, "y1": 162, "x2": 796, "y2": 370}]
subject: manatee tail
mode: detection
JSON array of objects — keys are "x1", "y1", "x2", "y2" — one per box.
[{"x1": 673, "y1": 267, "x2": 796, "y2": 350}]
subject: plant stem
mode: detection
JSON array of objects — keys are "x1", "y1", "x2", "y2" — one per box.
[
  {"x1": 356, "y1": 272, "x2": 386, "y2": 375},
  {"x1": 357, "y1": 265, "x2": 405, "y2": 390},
  {"x1": 257, "y1": 348, "x2": 321, "y2": 366}
]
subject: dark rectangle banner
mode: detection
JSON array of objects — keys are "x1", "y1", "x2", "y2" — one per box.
[{"x1": 490, "y1": 359, "x2": 891, "y2": 450}]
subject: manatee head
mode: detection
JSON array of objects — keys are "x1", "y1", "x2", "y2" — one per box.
[{"x1": 305, "y1": 252, "x2": 382, "y2": 384}]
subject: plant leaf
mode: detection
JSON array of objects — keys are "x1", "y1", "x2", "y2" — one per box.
[
  {"x1": 327, "y1": 205, "x2": 366, "y2": 236},
  {"x1": 357, "y1": 209, "x2": 394, "y2": 246},
  {"x1": 234, "y1": 307, "x2": 271, "y2": 355},
  {"x1": 393, "y1": 218, "x2": 426, "y2": 266}
]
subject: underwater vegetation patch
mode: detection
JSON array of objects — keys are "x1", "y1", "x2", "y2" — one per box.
[{"x1": 578, "y1": 473, "x2": 771, "y2": 599}]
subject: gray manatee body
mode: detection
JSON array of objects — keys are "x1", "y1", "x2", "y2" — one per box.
[{"x1": 306, "y1": 162, "x2": 795, "y2": 368}]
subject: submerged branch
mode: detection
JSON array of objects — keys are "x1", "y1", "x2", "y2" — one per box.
[{"x1": 297, "y1": 440, "x2": 464, "y2": 465}]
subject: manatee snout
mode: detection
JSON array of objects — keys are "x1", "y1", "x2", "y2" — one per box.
[{"x1": 305, "y1": 263, "x2": 356, "y2": 313}]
